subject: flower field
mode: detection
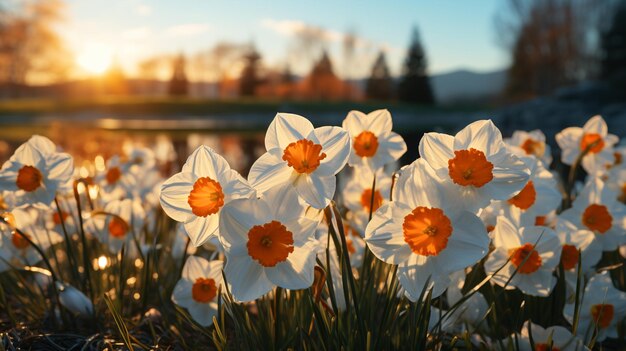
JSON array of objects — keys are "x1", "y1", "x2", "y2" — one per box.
[{"x1": 1, "y1": 111, "x2": 626, "y2": 350}]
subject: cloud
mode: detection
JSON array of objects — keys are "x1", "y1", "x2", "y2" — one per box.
[
  {"x1": 165, "y1": 23, "x2": 211, "y2": 37},
  {"x1": 136, "y1": 4, "x2": 152, "y2": 16}
]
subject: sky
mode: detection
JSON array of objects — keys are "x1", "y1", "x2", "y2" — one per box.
[{"x1": 60, "y1": 0, "x2": 508, "y2": 79}]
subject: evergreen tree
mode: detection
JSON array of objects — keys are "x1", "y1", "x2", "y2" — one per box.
[
  {"x1": 239, "y1": 44, "x2": 261, "y2": 96},
  {"x1": 601, "y1": 2, "x2": 626, "y2": 94},
  {"x1": 365, "y1": 51, "x2": 393, "y2": 100},
  {"x1": 168, "y1": 53, "x2": 188, "y2": 96},
  {"x1": 398, "y1": 27, "x2": 435, "y2": 105}
]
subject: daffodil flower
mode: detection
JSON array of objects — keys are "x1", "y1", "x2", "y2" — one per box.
[
  {"x1": 513, "y1": 321, "x2": 589, "y2": 351},
  {"x1": 505, "y1": 129, "x2": 552, "y2": 166},
  {"x1": 219, "y1": 184, "x2": 319, "y2": 302},
  {"x1": 556, "y1": 115, "x2": 619, "y2": 175},
  {"x1": 564, "y1": 271, "x2": 626, "y2": 343},
  {"x1": 365, "y1": 158, "x2": 490, "y2": 299},
  {"x1": 0, "y1": 135, "x2": 73, "y2": 208},
  {"x1": 86, "y1": 198, "x2": 146, "y2": 254},
  {"x1": 484, "y1": 215, "x2": 561, "y2": 297},
  {"x1": 559, "y1": 177, "x2": 626, "y2": 251},
  {"x1": 171, "y1": 255, "x2": 224, "y2": 326},
  {"x1": 419, "y1": 119, "x2": 530, "y2": 212},
  {"x1": 342, "y1": 109, "x2": 407, "y2": 171},
  {"x1": 248, "y1": 113, "x2": 351, "y2": 209},
  {"x1": 160, "y1": 146, "x2": 255, "y2": 246}
]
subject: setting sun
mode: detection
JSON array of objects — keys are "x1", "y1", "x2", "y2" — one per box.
[{"x1": 76, "y1": 42, "x2": 113, "y2": 75}]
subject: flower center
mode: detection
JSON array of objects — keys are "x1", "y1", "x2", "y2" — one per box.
[
  {"x1": 580, "y1": 133, "x2": 604, "y2": 154},
  {"x1": 282, "y1": 139, "x2": 327, "y2": 174},
  {"x1": 192, "y1": 277, "x2": 218, "y2": 303},
  {"x1": 0, "y1": 195, "x2": 7, "y2": 211},
  {"x1": 560, "y1": 244, "x2": 579, "y2": 270},
  {"x1": 53, "y1": 211, "x2": 69, "y2": 226},
  {"x1": 11, "y1": 232, "x2": 31, "y2": 249},
  {"x1": 247, "y1": 220, "x2": 294, "y2": 267},
  {"x1": 403, "y1": 207, "x2": 453, "y2": 256},
  {"x1": 360, "y1": 188, "x2": 383, "y2": 213},
  {"x1": 108, "y1": 217, "x2": 129, "y2": 238},
  {"x1": 590, "y1": 304, "x2": 614, "y2": 329},
  {"x1": 106, "y1": 167, "x2": 122, "y2": 185},
  {"x1": 620, "y1": 183, "x2": 626, "y2": 203},
  {"x1": 508, "y1": 181, "x2": 536, "y2": 210},
  {"x1": 448, "y1": 148, "x2": 494, "y2": 187},
  {"x1": 509, "y1": 243, "x2": 542, "y2": 274},
  {"x1": 535, "y1": 344, "x2": 560, "y2": 351},
  {"x1": 187, "y1": 177, "x2": 225, "y2": 217},
  {"x1": 353, "y1": 131, "x2": 379, "y2": 158},
  {"x1": 521, "y1": 138, "x2": 545, "y2": 157},
  {"x1": 615, "y1": 152, "x2": 623, "y2": 166},
  {"x1": 486, "y1": 225, "x2": 495, "y2": 233},
  {"x1": 535, "y1": 216, "x2": 547, "y2": 226},
  {"x1": 16, "y1": 165, "x2": 43, "y2": 192},
  {"x1": 582, "y1": 204, "x2": 612, "y2": 234}
]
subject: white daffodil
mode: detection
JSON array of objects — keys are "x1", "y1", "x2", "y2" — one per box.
[
  {"x1": 95, "y1": 155, "x2": 136, "y2": 201},
  {"x1": 219, "y1": 184, "x2": 320, "y2": 302},
  {"x1": 419, "y1": 119, "x2": 529, "y2": 212},
  {"x1": 505, "y1": 129, "x2": 552, "y2": 166},
  {"x1": 87, "y1": 198, "x2": 145, "y2": 254},
  {"x1": 342, "y1": 109, "x2": 406, "y2": 171},
  {"x1": 515, "y1": 321, "x2": 589, "y2": 351},
  {"x1": 0, "y1": 135, "x2": 73, "y2": 208},
  {"x1": 564, "y1": 271, "x2": 626, "y2": 343},
  {"x1": 248, "y1": 113, "x2": 351, "y2": 209},
  {"x1": 556, "y1": 115, "x2": 619, "y2": 175},
  {"x1": 0, "y1": 208, "x2": 63, "y2": 272},
  {"x1": 160, "y1": 146, "x2": 255, "y2": 246},
  {"x1": 172, "y1": 255, "x2": 224, "y2": 326},
  {"x1": 499, "y1": 156, "x2": 562, "y2": 224},
  {"x1": 559, "y1": 177, "x2": 626, "y2": 251},
  {"x1": 365, "y1": 158, "x2": 490, "y2": 299},
  {"x1": 342, "y1": 168, "x2": 391, "y2": 234},
  {"x1": 555, "y1": 217, "x2": 602, "y2": 296},
  {"x1": 606, "y1": 166, "x2": 626, "y2": 204},
  {"x1": 484, "y1": 215, "x2": 561, "y2": 297}
]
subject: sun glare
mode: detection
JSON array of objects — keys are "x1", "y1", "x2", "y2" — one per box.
[{"x1": 76, "y1": 43, "x2": 113, "y2": 75}]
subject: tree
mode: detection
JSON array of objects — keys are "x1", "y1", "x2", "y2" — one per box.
[
  {"x1": 601, "y1": 1, "x2": 626, "y2": 94},
  {"x1": 0, "y1": 0, "x2": 71, "y2": 87},
  {"x1": 239, "y1": 44, "x2": 261, "y2": 96},
  {"x1": 365, "y1": 51, "x2": 393, "y2": 100},
  {"x1": 168, "y1": 53, "x2": 188, "y2": 96},
  {"x1": 497, "y1": 0, "x2": 615, "y2": 100},
  {"x1": 397, "y1": 27, "x2": 435, "y2": 105}
]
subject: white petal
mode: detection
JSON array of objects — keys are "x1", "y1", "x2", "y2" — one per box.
[
  {"x1": 293, "y1": 174, "x2": 336, "y2": 209},
  {"x1": 372, "y1": 131, "x2": 407, "y2": 170},
  {"x1": 418, "y1": 132, "x2": 455, "y2": 172},
  {"x1": 365, "y1": 109, "x2": 393, "y2": 134},
  {"x1": 342, "y1": 110, "x2": 367, "y2": 135},
  {"x1": 262, "y1": 183, "x2": 305, "y2": 221},
  {"x1": 582, "y1": 115, "x2": 607, "y2": 136},
  {"x1": 265, "y1": 113, "x2": 315, "y2": 151},
  {"x1": 556, "y1": 127, "x2": 583, "y2": 165},
  {"x1": 182, "y1": 145, "x2": 228, "y2": 179},
  {"x1": 514, "y1": 269, "x2": 556, "y2": 297},
  {"x1": 313, "y1": 126, "x2": 351, "y2": 176},
  {"x1": 435, "y1": 211, "x2": 489, "y2": 273},
  {"x1": 182, "y1": 255, "x2": 211, "y2": 281},
  {"x1": 266, "y1": 240, "x2": 317, "y2": 290},
  {"x1": 248, "y1": 150, "x2": 293, "y2": 194},
  {"x1": 454, "y1": 120, "x2": 504, "y2": 157},
  {"x1": 224, "y1": 254, "x2": 273, "y2": 302},
  {"x1": 398, "y1": 255, "x2": 451, "y2": 300},
  {"x1": 45, "y1": 152, "x2": 74, "y2": 184},
  {"x1": 219, "y1": 168, "x2": 255, "y2": 202},
  {"x1": 364, "y1": 202, "x2": 413, "y2": 264},
  {"x1": 160, "y1": 172, "x2": 195, "y2": 223},
  {"x1": 184, "y1": 215, "x2": 220, "y2": 247},
  {"x1": 188, "y1": 302, "x2": 218, "y2": 326}
]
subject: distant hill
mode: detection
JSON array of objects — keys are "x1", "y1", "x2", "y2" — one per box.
[{"x1": 430, "y1": 68, "x2": 507, "y2": 104}]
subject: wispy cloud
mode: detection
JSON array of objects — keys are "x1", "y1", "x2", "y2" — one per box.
[
  {"x1": 260, "y1": 19, "x2": 342, "y2": 43},
  {"x1": 165, "y1": 23, "x2": 211, "y2": 37}
]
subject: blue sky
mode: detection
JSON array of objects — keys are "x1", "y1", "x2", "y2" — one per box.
[{"x1": 61, "y1": 0, "x2": 508, "y2": 79}]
